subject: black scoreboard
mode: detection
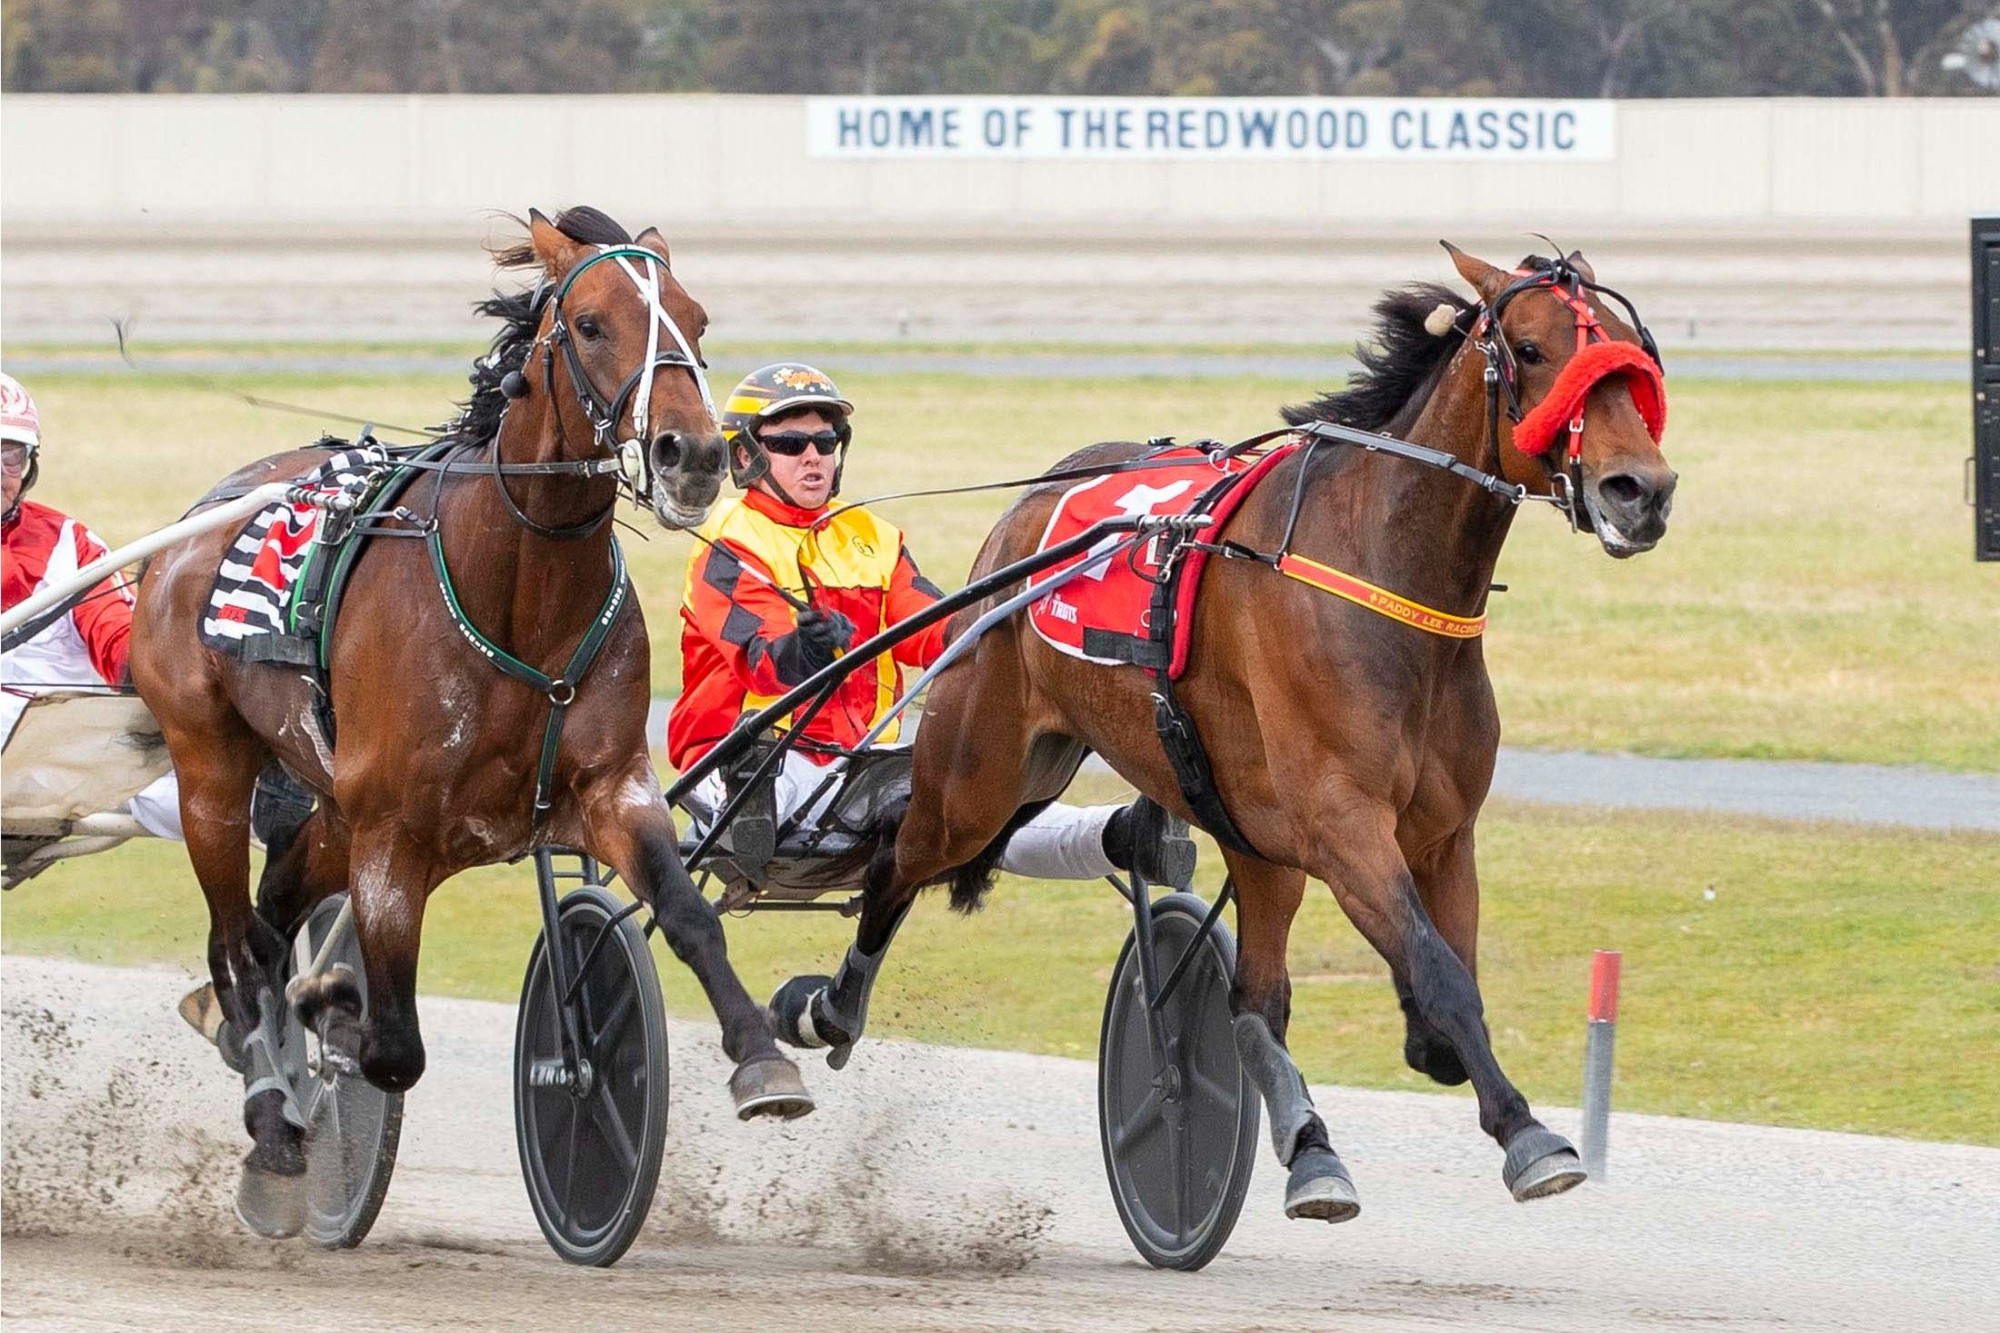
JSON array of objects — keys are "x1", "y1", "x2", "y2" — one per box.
[{"x1": 1973, "y1": 218, "x2": 2000, "y2": 560}]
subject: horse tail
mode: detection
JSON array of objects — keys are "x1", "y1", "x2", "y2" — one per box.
[{"x1": 946, "y1": 797, "x2": 1055, "y2": 915}]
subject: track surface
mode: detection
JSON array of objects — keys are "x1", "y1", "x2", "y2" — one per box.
[{"x1": 4, "y1": 956, "x2": 1994, "y2": 1332}]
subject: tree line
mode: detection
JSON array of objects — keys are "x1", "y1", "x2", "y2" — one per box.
[{"x1": 6, "y1": 0, "x2": 1996, "y2": 99}]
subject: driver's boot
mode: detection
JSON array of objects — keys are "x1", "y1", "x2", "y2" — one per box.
[{"x1": 1102, "y1": 796, "x2": 1198, "y2": 891}]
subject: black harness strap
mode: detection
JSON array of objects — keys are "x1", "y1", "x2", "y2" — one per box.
[{"x1": 1151, "y1": 676, "x2": 1262, "y2": 857}]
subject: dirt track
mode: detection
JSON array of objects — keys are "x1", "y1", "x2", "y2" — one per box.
[{"x1": 4, "y1": 955, "x2": 1994, "y2": 1332}]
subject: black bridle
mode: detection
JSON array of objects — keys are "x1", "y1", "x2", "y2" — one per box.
[
  {"x1": 500, "y1": 244, "x2": 715, "y2": 541},
  {"x1": 1464, "y1": 255, "x2": 1663, "y2": 531}
]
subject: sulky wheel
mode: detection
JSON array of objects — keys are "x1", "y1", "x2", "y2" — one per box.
[
  {"x1": 289, "y1": 892, "x2": 405, "y2": 1249},
  {"x1": 1098, "y1": 891, "x2": 1260, "y2": 1271},
  {"x1": 513, "y1": 884, "x2": 668, "y2": 1267}
]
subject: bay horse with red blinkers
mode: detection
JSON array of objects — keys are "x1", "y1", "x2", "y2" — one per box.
[
  {"x1": 776, "y1": 243, "x2": 1675, "y2": 1219},
  {"x1": 133, "y1": 207, "x2": 813, "y2": 1238}
]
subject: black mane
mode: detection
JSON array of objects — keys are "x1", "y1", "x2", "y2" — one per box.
[
  {"x1": 439, "y1": 206, "x2": 636, "y2": 443},
  {"x1": 1283, "y1": 283, "x2": 1473, "y2": 433}
]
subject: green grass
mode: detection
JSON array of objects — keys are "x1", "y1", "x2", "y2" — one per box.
[
  {"x1": 21, "y1": 370, "x2": 1997, "y2": 769},
  {"x1": 5, "y1": 796, "x2": 1994, "y2": 1145}
]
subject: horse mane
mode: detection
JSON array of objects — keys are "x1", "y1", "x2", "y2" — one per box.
[
  {"x1": 1282, "y1": 283, "x2": 1474, "y2": 433},
  {"x1": 437, "y1": 205, "x2": 636, "y2": 443}
]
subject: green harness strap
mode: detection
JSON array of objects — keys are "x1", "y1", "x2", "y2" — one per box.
[
  {"x1": 310, "y1": 440, "x2": 461, "y2": 657},
  {"x1": 425, "y1": 527, "x2": 631, "y2": 817},
  {"x1": 296, "y1": 437, "x2": 628, "y2": 820}
]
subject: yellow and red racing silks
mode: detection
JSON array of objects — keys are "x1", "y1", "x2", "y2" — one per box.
[{"x1": 668, "y1": 488, "x2": 948, "y2": 770}]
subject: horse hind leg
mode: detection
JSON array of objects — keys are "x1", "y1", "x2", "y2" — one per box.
[
  {"x1": 255, "y1": 805, "x2": 364, "y2": 1070},
  {"x1": 161, "y1": 713, "x2": 309, "y2": 1238},
  {"x1": 774, "y1": 658, "x2": 1061, "y2": 1068},
  {"x1": 1220, "y1": 849, "x2": 1361, "y2": 1223},
  {"x1": 580, "y1": 767, "x2": 813, "y2": 1120}
]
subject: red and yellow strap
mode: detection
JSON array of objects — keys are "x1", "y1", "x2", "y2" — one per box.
[{"x1": 1275, "y1": 553, "x2": 1486, "y2": 639}]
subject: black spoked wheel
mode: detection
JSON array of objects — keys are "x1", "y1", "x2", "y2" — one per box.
[
  {"x1": 1098, "y1": 891, "x2": 1260, "y2": 1271},
  {"x1": 513, "y1": 884, "x2": 668, "y2": 1267},
  {"x1": 289, "y1": 892, "x2": 405, "y2": 1250}
]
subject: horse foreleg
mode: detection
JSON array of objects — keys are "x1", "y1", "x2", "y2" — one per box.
[
  {"x1": 1219, "y1": 850, "x2": 1361, "y2": 1222},
  {"x1": 1308, "y1": 795, "x2": 1584, "y2": 1201},
  {"x1": 344, "y1": 830, "x2": 435, "y2": 1094},
  {"x1": 1397, "y1": 826, "x2": 1478, "y2": 1086},
  {"x1": 581, "y1": 770, "x2": 813, "y2": 1120}
]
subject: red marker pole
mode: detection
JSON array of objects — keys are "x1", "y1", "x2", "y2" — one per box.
[{"x1": 1580, "y1": 950, "x2": 1621, "y2": 1181}]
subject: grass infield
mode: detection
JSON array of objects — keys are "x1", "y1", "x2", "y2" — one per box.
[
  {"x1": 4, "y1": 795, "x2": 1994, "y2": 1146},
  {"x1": 23, "y1": 369, "x2": 1994, "y2": 769}
]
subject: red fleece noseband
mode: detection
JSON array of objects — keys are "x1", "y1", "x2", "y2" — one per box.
[{"x1": 1510, "y1": 340, "x2": 1667, "y2": 457}]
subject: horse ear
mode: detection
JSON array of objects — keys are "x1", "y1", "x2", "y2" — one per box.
[
  {"x1": 1566, "y1": 249, "x2": 1597, "y2": 283},
  {"x1": 528, "y1": 209, "x2": 586, "y2": 280},
  {"x1": 1441, "y1": 241, "x2": 1510, "y2": 302},
  {"x1": 636, "y1": 226, "x2": 671, "y2": 262}
]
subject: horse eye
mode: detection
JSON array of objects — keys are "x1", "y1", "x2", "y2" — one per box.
[
  {"x1": 1517, "y1": 340, "x2": 1543, "y2": 365},
  {"x1": 576, "y1": 315, "x2": 602, "y2": 340}
]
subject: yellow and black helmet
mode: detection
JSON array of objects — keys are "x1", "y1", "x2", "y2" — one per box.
[{"x1": 719, "y1": 362, "x2": 856, "y2": 492}]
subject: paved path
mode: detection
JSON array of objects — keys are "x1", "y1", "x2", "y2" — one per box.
[
  {"x1": 642, "y1": 700, "x2": 1998, "y2": 833},
  {"x1": 4, "y1": 956, "x2": 1995, "y2": 1332}
]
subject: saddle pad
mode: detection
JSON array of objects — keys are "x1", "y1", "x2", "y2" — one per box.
[
  {"x1": 1026, "y1": 446, "x2": 1271, "y2": 670},
  {"x1": 199, "y1": 446, "x2": 389, "y2": 663}
]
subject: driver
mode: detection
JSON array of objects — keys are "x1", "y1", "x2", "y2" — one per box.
[
  {"x1": 1, "y1": 372, "x2": 182, "y2": 840},
  {"x1": 670, "y1": 363, "x2": 1159, "y2": 883}
]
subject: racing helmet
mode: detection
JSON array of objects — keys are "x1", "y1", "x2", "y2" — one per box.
[
  {"x1": 718, "y1": 363, "x2": 855, "y2": 496},
  {"x1": 0, "y1": 372, "x2": 42, "y2": 516}
]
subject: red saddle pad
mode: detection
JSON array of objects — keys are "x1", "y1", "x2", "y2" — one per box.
[{"x1": 1026, "y1": 443, "x2": 1293, "y2": 673}]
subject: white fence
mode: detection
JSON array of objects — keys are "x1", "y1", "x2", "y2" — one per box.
[{"x1": 5, "y1": 94, "x2": 1999, "y2": 235}]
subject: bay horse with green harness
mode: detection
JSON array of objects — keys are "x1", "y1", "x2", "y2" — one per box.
[
  {"x1": 774, "y1": 244, "x2": 1674, "y2": 1219},
  {"x1": 132, "y1": 207, "x2": 814, "y2": 1238}
]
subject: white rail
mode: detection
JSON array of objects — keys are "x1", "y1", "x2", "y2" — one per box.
[{"x1": 0, "y1": 482, "x2": 295, "y2": 640}]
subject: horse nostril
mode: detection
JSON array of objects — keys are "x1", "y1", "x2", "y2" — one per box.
[
  {"x1": 650, "y1": 432, "x2": 682, "y2": 471},
  {"x1": 1598, "y1": 472, "x2": 1650, "y2": 510}
]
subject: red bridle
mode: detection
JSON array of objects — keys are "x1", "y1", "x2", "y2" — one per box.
[{"x1": 1471, "y1": 263, "x2": 1668, "y2": 469}]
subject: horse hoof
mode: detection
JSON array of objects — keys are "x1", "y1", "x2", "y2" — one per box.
[
  {"x1": 1284, "y1": 1147, "x2": 1361, "y2": 1223},
  {"x1": 768, "y1": 974, "x2": 834, "y2": 1049},
  {"x1": 730, "y1": 1056, "x2": 816, "y2": 1121},
  {"x1": 287, "y1": 961, "x2": 360, "y2": 1025},
  {"x1": 1503, "y1": 1126, "x2": 1588, "y2": 1201},
  {"x1": 234, "y1": 1163, "x2": 307, "y2": 1240},
  {"x1": 178, "y1": 982, "x2": 226, "y2": 1044}
]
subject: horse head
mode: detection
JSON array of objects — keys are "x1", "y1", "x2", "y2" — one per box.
[
  {"x1": 523, "y1": 209, "x2": 727, "y2": 531},
  {"x1": 1445, "y1": 243, "x2": 1677, "y2": 558}
]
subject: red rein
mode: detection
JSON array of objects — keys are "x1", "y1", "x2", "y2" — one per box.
[{"x1": 1510, "y1": 340, "x2": 1667, "y2": 458}]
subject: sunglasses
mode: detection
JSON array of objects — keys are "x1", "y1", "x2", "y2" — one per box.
[
  {"x1": 759, "y1": 428, "x2": 846, "y2": 457},
  {"x1": 1, "y1": 442, "x2": 30, "y2": 477}
]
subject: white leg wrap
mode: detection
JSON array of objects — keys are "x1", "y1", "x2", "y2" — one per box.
[{"x1": 997, "y1": 803, "x2": 1121, "y2": 881}]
